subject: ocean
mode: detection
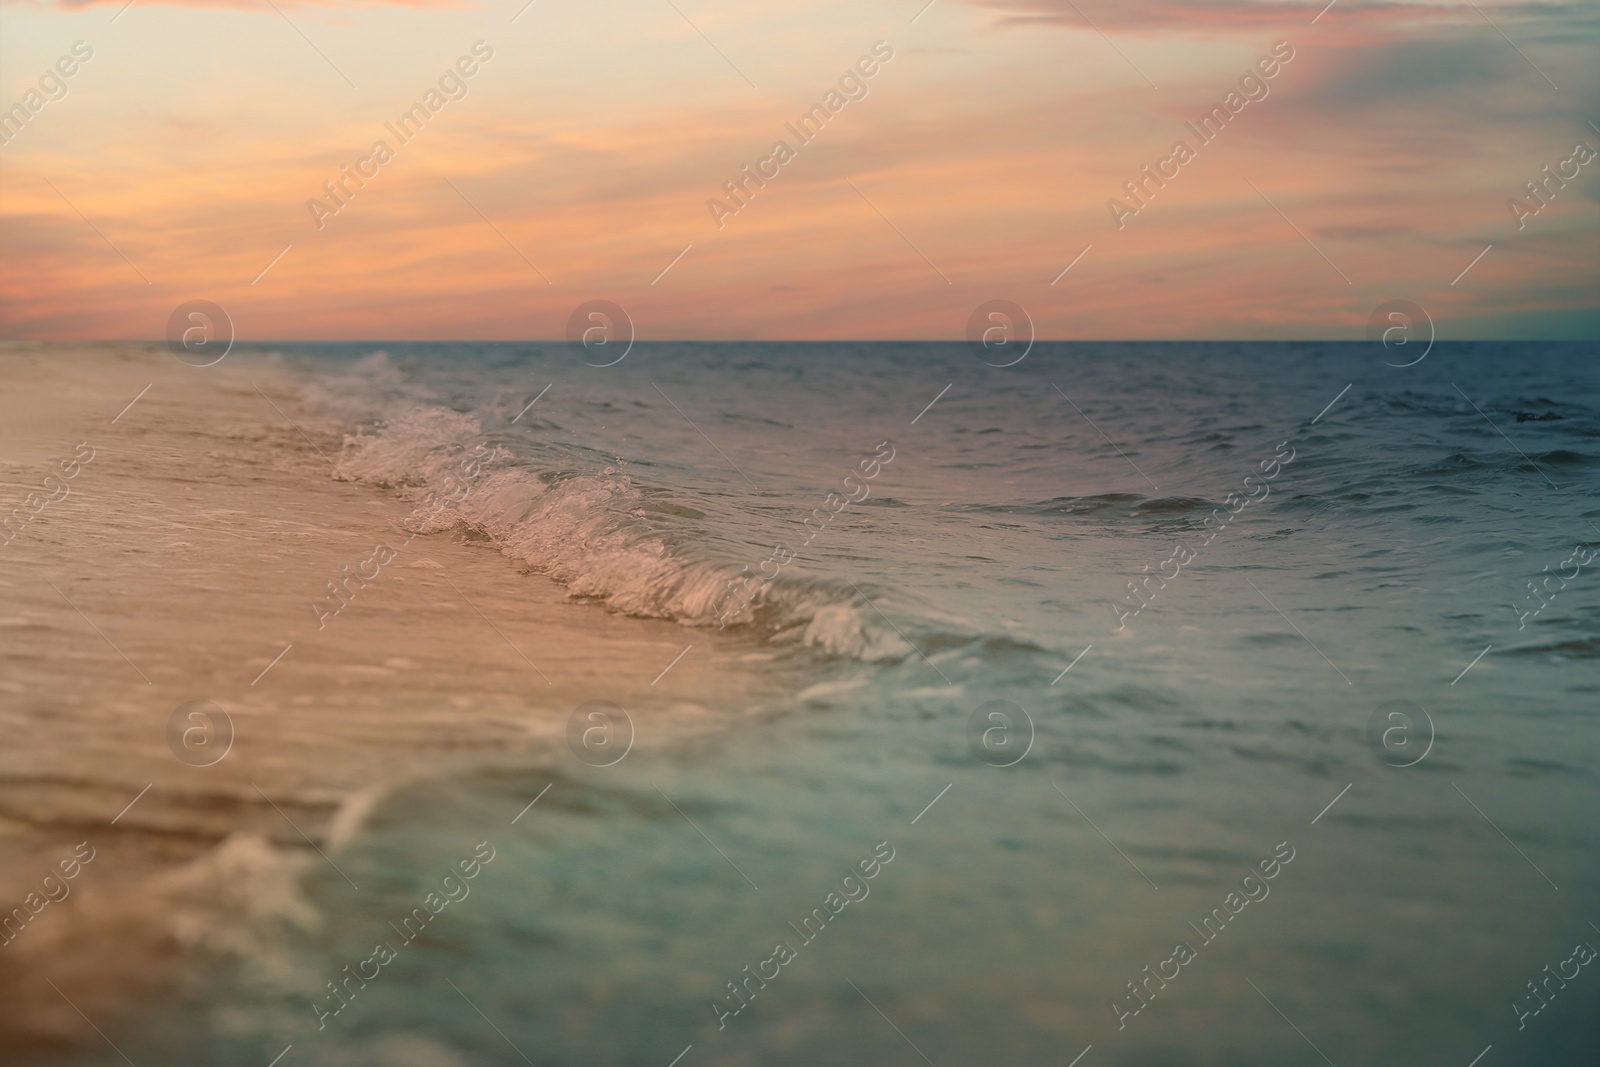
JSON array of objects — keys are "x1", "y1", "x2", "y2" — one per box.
[{"x1": 0, "y1": 340, "x2": 1595, "y2": 1066}]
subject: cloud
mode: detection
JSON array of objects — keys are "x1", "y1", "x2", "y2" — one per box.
[
  {"x1": 1276, "y1": 33, "x2": 1571, "y2": 111},
  {"x1": 49, "y1": 0, "x2": 459, "y2": 10},
  {"x1": 5, "y1": 0, "x2": 1596, "y2": 338},
  {"x1": 966, "y1": 0, "x2": 1595, "y2": 40}
]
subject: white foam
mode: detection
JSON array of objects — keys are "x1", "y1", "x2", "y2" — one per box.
[{"x1": 301, "y1": 377, "x2": 960, "y2": 663}]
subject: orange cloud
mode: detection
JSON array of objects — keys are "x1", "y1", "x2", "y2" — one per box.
[
  {"x1": 48, "y1": 0, "x2": 460, "y2": 9},
  {"x1": 1, "y1": 0, "x2": 1594, "y2": 338}
]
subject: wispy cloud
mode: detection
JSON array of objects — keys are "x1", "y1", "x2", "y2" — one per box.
[{"x1": 971, "y1": 0, "x2": 1594, "y2": 39}]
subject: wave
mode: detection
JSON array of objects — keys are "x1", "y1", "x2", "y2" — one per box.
[
  {"x1": 322, "y1": 378, "x2": 972, "y2": 664},
  {"x1": 946, "y1": 494, "x2": 1214, "y2": 518}
]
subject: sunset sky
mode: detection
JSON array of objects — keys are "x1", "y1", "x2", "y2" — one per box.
[{"x1": 0, "y1": 0, "x2": 1595, "y2": 339}]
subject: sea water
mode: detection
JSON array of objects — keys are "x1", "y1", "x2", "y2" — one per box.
[{"x1": 2, "y1": 341, "x2": 1595, "y2": 1066}]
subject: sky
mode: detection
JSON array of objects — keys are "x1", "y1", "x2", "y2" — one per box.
[{"x1": 0, "y1": 0, "x2": 1595, "y2": 340}]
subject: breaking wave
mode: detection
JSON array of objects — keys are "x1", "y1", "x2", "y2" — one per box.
[{"x1": 320, "y1": 370, "x2": 973, "y2": 664}]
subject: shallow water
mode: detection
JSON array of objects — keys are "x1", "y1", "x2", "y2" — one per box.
[{"x1": 1, "y1": 341, "x2": 1596, "y2": 1065}]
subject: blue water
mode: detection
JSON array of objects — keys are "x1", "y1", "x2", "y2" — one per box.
[{"x1": 15, "y1": 341, "x2": 1600, "y2": 1066}]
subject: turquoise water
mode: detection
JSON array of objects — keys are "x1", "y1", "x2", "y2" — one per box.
[{"x1": 11, "y1": 341, "x2": 1600, "y2": 1065}]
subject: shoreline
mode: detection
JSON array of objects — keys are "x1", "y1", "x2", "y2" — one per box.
[{"x1": 0, "y1": 343, "x2": 774, "y2": 1055}]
